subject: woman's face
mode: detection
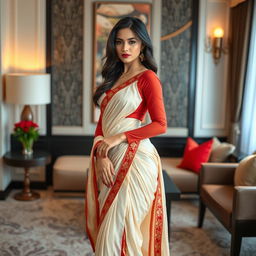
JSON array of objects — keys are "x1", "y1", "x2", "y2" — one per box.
[{"x1": 115, "y1": 28, "x2": 143, "y2": 64}]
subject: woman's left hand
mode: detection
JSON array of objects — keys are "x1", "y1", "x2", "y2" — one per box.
[{"x1": 97, "y1": 133, "x2": 126, "y2": 158}]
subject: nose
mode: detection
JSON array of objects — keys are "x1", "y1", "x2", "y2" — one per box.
[{"x1": 122, "y1": 41, "x2": 129, "y2": 52}]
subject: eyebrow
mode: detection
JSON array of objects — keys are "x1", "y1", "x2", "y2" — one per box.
[{"x1": 115, "y1": 37, "x2": 137, "y2": 41}]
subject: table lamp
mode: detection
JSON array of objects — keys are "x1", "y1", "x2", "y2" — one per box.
[{"x1": 5, "y1": 73, "x2": 51, "y2": 121}]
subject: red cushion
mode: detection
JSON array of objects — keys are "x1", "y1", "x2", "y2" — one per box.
[{"x1": 177, "y1": 137, "x2": 213, "y2": 173}]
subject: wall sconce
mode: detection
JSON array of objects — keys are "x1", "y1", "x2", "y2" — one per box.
[{"x1": 205, "y1": 27, "x2": 228, "y2": 64}]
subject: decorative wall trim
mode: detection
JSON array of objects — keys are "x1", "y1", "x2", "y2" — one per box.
[
  {"x1": 51, "y1": 0, "x2": 84, "y2": 127},
  {"x1": 160, "y1": 0, "x2": 198, "y2": 136},
  {"x1": 8, "y1": 0, "x2": 47, "y2": 135},
  {"x1": 52, "y1": 126, "x2": 92, "y2": 135},
  {"x1": 13, "y1": 0, "x2": 17, "y2": 70},
  {"x1": 161, "y1": 21, "x2": 193, "y2": 41},
  {"x1": 194, "y1": 0, "x2": 229, "y2": 137},
  {"x1": 165, "y1": 128, "x2": 188, "y2": 137},
  {"x1": 46, "y1": 0, "x2": 52, "y2": 137},
  {"x1": 209, "y1": 0, "x2": 229, "y2": 3},
  {"x1": 188, "y1": 0, "x2": 199, "y2": 137}
]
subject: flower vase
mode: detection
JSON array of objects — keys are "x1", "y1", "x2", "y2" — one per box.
[
  {"x1": 14, "y1": 120, "x2": 39, "y2": 156},
  {"x1": 22, "y1": 141, "x2": 34, "y2": 155}
]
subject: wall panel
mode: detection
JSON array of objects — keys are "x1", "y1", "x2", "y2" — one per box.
[
  {"x1": 194, "y1": 0, "x2": 229, "y2": 137},
  {"x1": 4, "y1": 0, "x2": 47, "y2": 182}
]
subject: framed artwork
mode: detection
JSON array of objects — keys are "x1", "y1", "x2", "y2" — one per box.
[{"x1": 92, "y1": 2, "x2": 152, "y2": 122}]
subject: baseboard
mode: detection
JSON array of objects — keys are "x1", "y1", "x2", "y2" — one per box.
[
  {"x1": 11, "y1": 181, "x2": 47, "y2": 190},
  {"x1": 0, "y1": 182, "x2": 13, "y2": 200},
  {"x1": 53, "y1": 190, "x2": 85, "y2": 198},
  {"x1": 0, "y1": 181, "x2": 47, "y2": 200}
]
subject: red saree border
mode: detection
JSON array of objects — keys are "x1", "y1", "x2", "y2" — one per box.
[
  {"x1": 154, "y1": 177, "x2": 163, "y2": 255},
  {"x1": 100, "y1": 71, "x2": 148, "y2": 113},
  {"x1": 85, "y1": 140, "x2": 102, "y2": 251},
  {"x1": 99, "y1": 141, "x2": 139, "y2": 226},
  {"x1": 149, "y1": 176, "x2": 163, "y2": 256},
  {"x1": 121, "y1": 228, "x2": 127, "y2": 256}
]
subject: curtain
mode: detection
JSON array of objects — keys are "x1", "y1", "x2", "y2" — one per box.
[
  {"x1": 230, "y1": 0, "x2": 247, "y2": 8},
  {"x1": 239, "y1": 1, "x2": 256, "y2": 155},
  {"x1": 228, "y1": 0, "x2": 252, "y2": 146}
]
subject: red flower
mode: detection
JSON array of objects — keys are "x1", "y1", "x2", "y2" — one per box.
[
  {"x1": 13, "y1": 120, "x2": 39, "y2": 150},
  {"x1": 14, "y1": 120, "x2": 39, "y2": 132}
]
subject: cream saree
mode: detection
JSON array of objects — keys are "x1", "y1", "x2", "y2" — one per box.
[{"x1": 85, "y1": 79, "x2": 170, "y2": 255}]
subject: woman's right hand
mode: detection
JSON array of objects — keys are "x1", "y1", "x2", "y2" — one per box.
[{"x1": 96, "y1": 156, "x2": 115, "y2": 187}]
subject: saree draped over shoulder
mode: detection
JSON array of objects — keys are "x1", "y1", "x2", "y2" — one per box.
[{"x1": 85, "y1": 70, "x2": 170, "y2": 256}]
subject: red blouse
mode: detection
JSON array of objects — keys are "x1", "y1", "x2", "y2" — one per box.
[{"x1": 94, "y1": 70, "x2": 167, "y2": 143}]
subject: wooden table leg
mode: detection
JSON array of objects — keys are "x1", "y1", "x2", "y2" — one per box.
[{"x1": 14, "y1": 167, "x2": 40, "y2": 201}]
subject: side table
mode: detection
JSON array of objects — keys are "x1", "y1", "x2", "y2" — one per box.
[
  {"x1": 3, "y1": 150, "x2": 51, "y2": 201},
  {"x1": 163, "y1": 170, "x2": 181, "y2": 237}
]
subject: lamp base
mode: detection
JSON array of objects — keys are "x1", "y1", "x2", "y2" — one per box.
[{"x1": 21, "y1": 105, "x2": 33, "y2": 121}]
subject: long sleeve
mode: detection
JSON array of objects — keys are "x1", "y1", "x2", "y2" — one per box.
[
  {"x1": 94, "y1": 111, "x2": 103, "y2": 137},
  {"x1": 124, "y1": 71, "x2": 167, "y2": 143},
  {"x1": 93, "y1": 112, "x2": 104, "y2": 156}
]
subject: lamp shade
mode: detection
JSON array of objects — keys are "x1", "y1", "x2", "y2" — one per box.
[{"x1": 5, "y1": 73, "x2": 51, "y2": 105}]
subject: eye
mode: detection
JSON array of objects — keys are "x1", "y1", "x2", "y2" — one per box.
[
  {"x1": 129, "y1": 40, "x2": 137, "y2": 45},
  {"x1": 115, "y1": 40, "x2": 122, "y2": 45}
]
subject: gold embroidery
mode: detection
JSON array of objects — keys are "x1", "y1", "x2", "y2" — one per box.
[
  {"x1": 154, "y1": 178, "x2": 163, "y2": 255},
  {"x1": 99, "y1": 142, "x2": 139, "y2": 225}
]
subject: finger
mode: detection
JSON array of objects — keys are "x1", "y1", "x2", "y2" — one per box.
[
  {"x1": 103, "y1": 170, "x2": 111, "y2": 187},
  {"x1": 104, "y1": 147, "x2": 109, "y2": 158},
  {"x1": 96, "y1": 147, "x2": 101, "y2": 157},
  {"x1": 106, "y1": 168, "x2": 114, "y2": 186},
  {"x1": 102, "y1": 178, "x2": 108, "y2": 187},
  {"x1": 99, "y1": 145, "x2": 107, "y2": 157},
  {"x1": 98, "y1": 145, "x2": 104, "y2": 157},
  {"x1": 109, "y1": 167, "x2": 115, "y2": 186},
  {"x1": 107, "y1": 169, "x2": 113, "y2": 186},
  {"x1": 100, "y1": 146, "x2": 105, "y2": 157},
  {"x1": 97, "y1": 169, "x2": 103, "y2": 182},
  {"x1": 102, "y1": 171, "x2": 109, "y2": 187},
  {"x1": 97, "y1": 143, "x2": 105, "y2": 153},
  {"x1": 110, "y1": 163, "x2": 115, "y2": 176}
]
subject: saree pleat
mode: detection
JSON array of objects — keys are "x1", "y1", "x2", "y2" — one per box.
[{"x1": 85, "y1": 81, "x2": 170, "y2": 255}]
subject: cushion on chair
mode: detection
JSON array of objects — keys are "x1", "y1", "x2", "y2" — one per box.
[
  {"x1": 209, "y1": 137, "x2": 235, "y2": 162},
  {"x1": 201, "y1": 184, "x2": 234, "y2": 228},
  {"x1": 234, "y1": 154, "x2": 256, "y2": 186},
  {"x1": 177, "y1": 137, "x2": 213, "y2": 173}
]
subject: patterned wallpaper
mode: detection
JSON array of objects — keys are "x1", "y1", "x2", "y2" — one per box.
[
  {"x1": 51, "y1": 0, "x2": 84, "y2": 126},
  {"x1": 160, "y1": 0, "x2": 193, "y2": 128}
]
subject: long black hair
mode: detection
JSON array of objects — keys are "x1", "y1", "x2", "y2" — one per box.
[{"x1": 93, "y1": 16, "x2": 157, "y2": 106}]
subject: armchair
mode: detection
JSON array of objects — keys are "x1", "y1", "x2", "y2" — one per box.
[{"x1": 198, "y1": 163, "x2": 256, "y2": 256}]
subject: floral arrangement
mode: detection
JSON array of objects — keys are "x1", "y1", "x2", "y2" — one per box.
[{"x1": 13, "y1": 120, "x2": 39, "y2": 154}]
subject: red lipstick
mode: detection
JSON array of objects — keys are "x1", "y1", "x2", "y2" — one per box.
[{"x1": 121, "y1": 54, "x2": 130, "y2": 58}]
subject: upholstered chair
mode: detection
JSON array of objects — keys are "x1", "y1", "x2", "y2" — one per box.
[{"x1": 198, "y1": 162, "x2": 256, "y2": 256}]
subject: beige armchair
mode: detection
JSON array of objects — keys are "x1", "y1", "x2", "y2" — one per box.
[{"x1": 198, "y1": 163, "x2": 256, "y2": 256}]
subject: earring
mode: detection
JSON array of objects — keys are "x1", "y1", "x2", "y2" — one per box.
[{"x1": 139, "y1": 52, "x2": 144, "y2": 62}]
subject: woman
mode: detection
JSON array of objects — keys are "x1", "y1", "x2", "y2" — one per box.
[{"x1": 85, "y1": 17, "x2": 169, "y2": 255}]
